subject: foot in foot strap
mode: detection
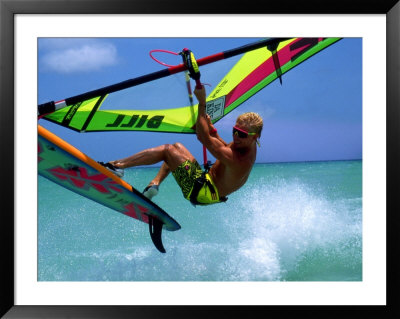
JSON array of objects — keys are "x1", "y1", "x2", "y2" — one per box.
[
  {"x1": 142, "y1": 184, "x2": 159, "y2": 200},
  {"x1": 97, "y1": 161, "x2": 124, "y2": 178}
]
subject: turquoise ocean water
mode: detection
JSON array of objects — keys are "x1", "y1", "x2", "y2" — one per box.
[{"x1": 38, "y1": 160, "x2": 362, "y2": 281}]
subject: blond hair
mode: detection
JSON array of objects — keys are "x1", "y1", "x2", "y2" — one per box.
[{"x1": 236, "y1": 112, "x2": 263, "y2": 137}]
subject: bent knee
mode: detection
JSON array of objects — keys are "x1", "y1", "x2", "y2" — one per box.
[
  {"x1": 172, "y1": 142, "x2": 184, "y2": 150},
  {"x1": 165, "y1": 142, "x2": 191, "y2": 158},
  {"x1": 164, "y1": 143, "x2": 182, "y2": 155},
  {"x1": 163, "y1": 143, "x2": 173, "y2": 154}
]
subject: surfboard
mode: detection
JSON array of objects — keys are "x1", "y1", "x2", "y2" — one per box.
[{"x1": 38, "y1": 124, "x2": 180, "y2": 253}]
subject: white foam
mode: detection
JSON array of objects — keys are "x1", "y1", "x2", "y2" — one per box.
[{"x1": 231, "y1": 178, "x2": 362, "y2": 279}]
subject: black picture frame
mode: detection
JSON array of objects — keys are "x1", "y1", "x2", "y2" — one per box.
[{"x1": 1, "y1": 0, "x2": 399, "y2": 318}]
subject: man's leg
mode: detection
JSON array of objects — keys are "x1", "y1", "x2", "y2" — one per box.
[
  {"x1": 148, "y1": 162, "x2": 171, "y2": 186},
  {"x1": 109, "y1": 143, "x2": 196, "y2": 199},
  {"x1": 110, "y1": 143, "x2": 195, "y2": 171},
  {"x1": 142, "y1": 162, "x2": 170, "y2": 199}
]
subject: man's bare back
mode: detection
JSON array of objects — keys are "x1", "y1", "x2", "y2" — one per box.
[{"x1": 209, "y1": 142, "x2": 257, "y2": 197}]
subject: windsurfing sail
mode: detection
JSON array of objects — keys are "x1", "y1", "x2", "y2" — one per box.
[{"x1": 39, "y1": 37, "x2": 341, "y2": 133}]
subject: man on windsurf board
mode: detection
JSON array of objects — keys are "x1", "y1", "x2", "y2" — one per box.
[{"x1": 100, "y1": 86, "x2": 263, "y2": 206}]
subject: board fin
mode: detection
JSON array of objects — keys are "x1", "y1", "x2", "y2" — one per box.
[{"x1": 148, "y1": 215, "x2": 166, "y2": 253}]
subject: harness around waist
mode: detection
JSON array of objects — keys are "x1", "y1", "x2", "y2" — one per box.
[{"x1": 188, "y1": 172, "x2": 228, "y2": 206}]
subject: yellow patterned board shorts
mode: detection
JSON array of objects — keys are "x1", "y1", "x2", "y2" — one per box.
[{"x1": 172, "y1": 160, "x2": 226, "y2": 205}]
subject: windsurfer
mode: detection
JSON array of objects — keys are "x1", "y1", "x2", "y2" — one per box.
[{"x1": 102, "y1": 86, "x2": 263, "y2": 205}]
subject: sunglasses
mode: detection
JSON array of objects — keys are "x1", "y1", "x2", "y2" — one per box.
[{"x1": 232, "y1": 126, "x2": 256, "y2": 138}]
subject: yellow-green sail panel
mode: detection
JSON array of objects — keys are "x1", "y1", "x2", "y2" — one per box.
[
  {"x1": 45, "y1": 98, "x2": 198, "y2": 133},
  {"x1": 43, "y1": 38, "x2": 341, "y2": 134}
]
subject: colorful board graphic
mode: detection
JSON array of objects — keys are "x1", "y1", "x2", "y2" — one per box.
[{"x1": 38, "y1": 125, "x2": 180, "y2": 252}]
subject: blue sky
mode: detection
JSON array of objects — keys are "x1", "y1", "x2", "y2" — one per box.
[{"x1": 38, "y1": 37, "x2": 362, "y2": 165}]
